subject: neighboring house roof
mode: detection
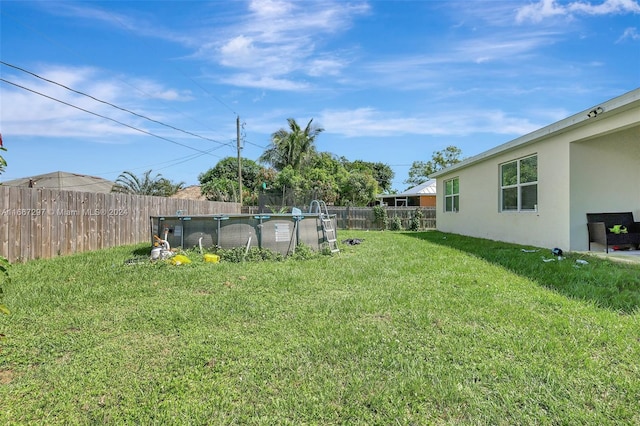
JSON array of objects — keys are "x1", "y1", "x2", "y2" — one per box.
[
  {"x1": 378, "y1": 179, "x2": 437, "y2": 198},
  {"x1": 398, "y1": 179, "x2": 437, "y2": 197},
  {"x1": 171, "y1": 185, "x2": 207, "y2": 200},
  {"x1": 2, "y1": 171, "x2": 114, "y2": 193},
  {"x1": 432, "y1": 88, "x2": 640, "y2": 178},
  {"x1": 377, "y1": 180, "x2": 437, "y2": 207}
]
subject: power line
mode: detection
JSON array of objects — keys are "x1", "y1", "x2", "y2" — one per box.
[
  {"x1": 1, "y1": 77, "x2": 224, "y2": 157},
  {"x1": 0, "y1": 61, "x2": 232, "y2": 149},
  {"x1": 1, "y1": 9, "x2": 251, "y2": 164},
  {"x1": 96, "y1": 144, "x2": 229, "y2": 177},
  {"x1": 0, "y1": 8, "x2": 235, "y2": 138},
  {"x1": 243, "y1": 139, "x2": 270, "y2": 150},
  {"x1": 96, "y1": 6, "x2": 240, "y2": 118},
  {"x1": 175, "y1": 68, "x2": 238, "y2": 117}
]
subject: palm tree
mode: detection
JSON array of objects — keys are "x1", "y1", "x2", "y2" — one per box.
[
  {"x1": 259, "y1": 118, "x2": 324, "y2": 172},
  {"x1": 111, "y1": 170, "x2": 184, "y2": 197},
  {"x1": 0, "y1": 144, "x2": 7, "y2": 177}
]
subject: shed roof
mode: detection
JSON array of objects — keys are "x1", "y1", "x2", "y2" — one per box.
[{"x1": 1, "y1": 171, "x2": 115, "y2": 193}]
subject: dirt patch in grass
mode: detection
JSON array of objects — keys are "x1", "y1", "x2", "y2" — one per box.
[{"x1": 0, "y1": 369, "x2": 14, "y2": 384}]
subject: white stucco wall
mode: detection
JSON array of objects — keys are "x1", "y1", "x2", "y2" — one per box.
[
  {"x1": 435, "y1": 92, "x2": 640, "y2": 252},
  {"x1": 569, "y1": 125, "x2": 640, "y2": 251},
  {"x1": 436, "y1": 138, "x2": 571, "y2": 250}
]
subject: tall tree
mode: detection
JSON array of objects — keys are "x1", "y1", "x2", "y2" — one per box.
[
  {"x1": 200, "y1": 178, "x2": 239, "y2": 203},
  {"x1": 0, "y1": 137, "x2": 6, "y2": 177},
  {"x1": 405, "y1": 145, "x2": 463, "y2": 187},
  {"x1": 338, "y1": 171, "x2": 379, "y2": 206},
  {"x1": 259, "y1": 118, "x2": 324, "y2": 171},
  {"x1": 111, "y1": 170, "x2": 184, "y2": 197},
  {"x1": 198, "y1": 157, "x2": 266, "y2": 203},
  {"x1": 344, "y1": 159, "x2": 394, "y2": 193}
]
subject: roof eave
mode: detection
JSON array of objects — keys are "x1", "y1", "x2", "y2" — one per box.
[{"x1": 431, "y1": 88, "x2": 640, "y2": 178}]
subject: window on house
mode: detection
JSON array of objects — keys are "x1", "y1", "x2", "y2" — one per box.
[
  {"x1": 500, "y1": 155, "x2": 537, "y2": 212},
  {"x1": 444, "y1": 177, "x2": 459, "y2": 212}
]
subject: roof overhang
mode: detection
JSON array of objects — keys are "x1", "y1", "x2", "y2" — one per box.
[{"x1": 431, "y1": 88, "x2": 640, "y2": 178}]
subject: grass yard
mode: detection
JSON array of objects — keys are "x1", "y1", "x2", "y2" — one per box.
[{"x1": 1, "y1": 231, "x2": 639, "y2": 425}]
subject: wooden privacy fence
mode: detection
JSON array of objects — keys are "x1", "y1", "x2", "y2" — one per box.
[
  {"x1": 0, "y1": 186, "x2": 240, "y2": 263},
  {"x1": 327, "y1": 206, "x2": 436, "y2": 230},
  {"x1": 245, "y1": 205, "x2": 437, "y2": 231}
]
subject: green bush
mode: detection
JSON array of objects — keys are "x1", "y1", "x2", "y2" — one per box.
[
  {"x1": 373, "y1": 205, "x2": 388, "y2": 230},
  {"x1": 288, "y1": 243, "x2": 319, "y2": 260},
  {"x1": 390, "y1": 215, "x2": 403, "y2": 231},
  {"x1": 217, "y1": 246, "x2": 284, "y2": 263},
  {"x1": 409, "y1": 208, "x2": 423, "y2": 231}
]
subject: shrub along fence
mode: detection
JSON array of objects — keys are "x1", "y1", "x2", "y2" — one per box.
[
  {"x1": 328, "y1": 206, "x2": 436, "y2": 230},
  {"x1": 0, "y1": 186, "x2": 239, "y2": 263},
  {"x1": 244, "y1": 205, "x2": 437, "y2": 231}
]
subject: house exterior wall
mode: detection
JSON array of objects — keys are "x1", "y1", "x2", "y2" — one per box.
[
  {"x1": 435, "y1": 95, "x2": 640, "y2": 252},
  {"x1": 420, "y1": 195, "x2": 436, "y2": 207},
  {"x1": 436, "y1": 138, "x2": 571, "y2": 250},
  {"x1": 569, "y1": 125, "x2": 640, "y2": 251}
]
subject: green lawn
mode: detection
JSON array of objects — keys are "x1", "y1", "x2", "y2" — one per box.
[{"x1": 1, "y1": 231, "x2": 639, "y2": 425}]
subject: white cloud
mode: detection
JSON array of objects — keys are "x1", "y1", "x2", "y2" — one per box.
[
  {"x1": 516, "y1": 0, "x2": 640, "y2": 23},
  {"x1": 219, "y1": 35, "x2": 257, "y2": 67},
  {"x1": 206, "y1": 1, "x2": 369, "y2": 89},
  {"x1": 319, "y1": 107, "x2": 540, "y2": 138},
  {"x1": 221, "y1": 74, "x2": 310, "y2": 91},
  {"x1": 617, "y1": 26, "x2": 640, "y2": 42},
  {"x1": 516, "y1": 0, "x2": 569, "y2": 23},
  {"x1": 41, "y1": 1, "x2": 195, "y2": 45},
  {"x1": 248, "y1": 0, "x2": 294, "y2": 18},
  {"x1": 0, "y1": 65, "x2": 190, "y2": 138},
  {"x1": 40, "y1": 1, "x2": 368, "y2": 91},
  {"x1": 568, "y1": 0, "x2": 640, "y2": 15},
  {"x1": 455, "y1": 33, "x2": 558, "y2": 63},
  {"x1": 307, "y1": 57, "x2": 346, "y2": 77}
]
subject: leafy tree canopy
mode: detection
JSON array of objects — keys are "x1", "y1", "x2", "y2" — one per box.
[
  {"x1": 198, "y1": 120, "x2": 396, "y2": 207},
  {"x1": 338, "y1": 170, "x2": 379, "y2": 206},
  {"x1": 112, "y1": 170, "x2": 184, "y2": 197},
  {"x1": 0, "y1": 145, "x2": 7, "y2": 177},
  {"x1": 199, "y1": 157, "x2": 264, "y2": 191},
  {"x1": 200, "y1": 178, "x2": 239, "y2": 203},
  {"x1": 343, "y1": 159, "x2": 394, "y2": 193},
  {"x1": 259, "y1": 118, "x2": 323, "y2": 172},
  {"x1": 405, "y1": 145, "x2": 463, "y2": 188},
  {"x1": 198, "y1": 157, "x2": 268, "y2": 203}
]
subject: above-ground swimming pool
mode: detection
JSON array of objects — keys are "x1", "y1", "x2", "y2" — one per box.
[{"x1": 150, "y1": 213, "x2": 338, "y2": 255}]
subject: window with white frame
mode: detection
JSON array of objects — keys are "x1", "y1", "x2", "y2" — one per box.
[
  {"x1": 444, "y1": 177, "x2": 459, "y2": 212},
  {"x1": 500, "y1": 155, "x2": 537, "y2": 212}
]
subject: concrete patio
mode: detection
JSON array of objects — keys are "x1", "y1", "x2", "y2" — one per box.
[{"x1": 581, "y1": 248, "x2": 640, "y2": 264}]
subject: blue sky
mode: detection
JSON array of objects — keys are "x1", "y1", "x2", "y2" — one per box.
[{"x1": 1, "y1": 0, "x2": 639, "y2": 192}]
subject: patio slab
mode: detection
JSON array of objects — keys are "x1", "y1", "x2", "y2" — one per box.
[{"x1": 580, "y1": 249, "x2": 640, "y2": 264}]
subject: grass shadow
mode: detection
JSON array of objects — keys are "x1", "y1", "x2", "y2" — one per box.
[{"x1": 403, "y1": 231, "x2": 640, "y2": 314}]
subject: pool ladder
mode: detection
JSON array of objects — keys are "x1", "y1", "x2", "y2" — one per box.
[{"x1": 309, "y1": 200, "x2": 339, "y2": 253}]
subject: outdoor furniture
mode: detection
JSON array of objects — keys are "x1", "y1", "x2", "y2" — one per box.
[{"x1": 586, "y1": 212, "x2": 640, "y2": 253}]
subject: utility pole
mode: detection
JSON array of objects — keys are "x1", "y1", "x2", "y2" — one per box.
[{"x1": 237, "y1": 115, "x2": 243, "y2": 206}]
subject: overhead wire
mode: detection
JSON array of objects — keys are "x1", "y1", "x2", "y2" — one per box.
[
  {"x1": 0, "y1": 61, "x2": 232, "y2": 149},
  {"x1": 0, "y1": 8, "x2": 236, "y2": 142},
  {"x1": 1, "y1": 77, "x2": 222, "y2": 157},
  {"x1": 94, "y1": 144, "x2": 230, "y2": 178},
  {"x1": 98, "y1": 6, "x2": 240, "y2": 119},
  {"x1": 1, "y1": 4, "x2": 256, "y2": 180},
  {"x1": 175, "y1": 68, "x2": 238, "y2": 117}
]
